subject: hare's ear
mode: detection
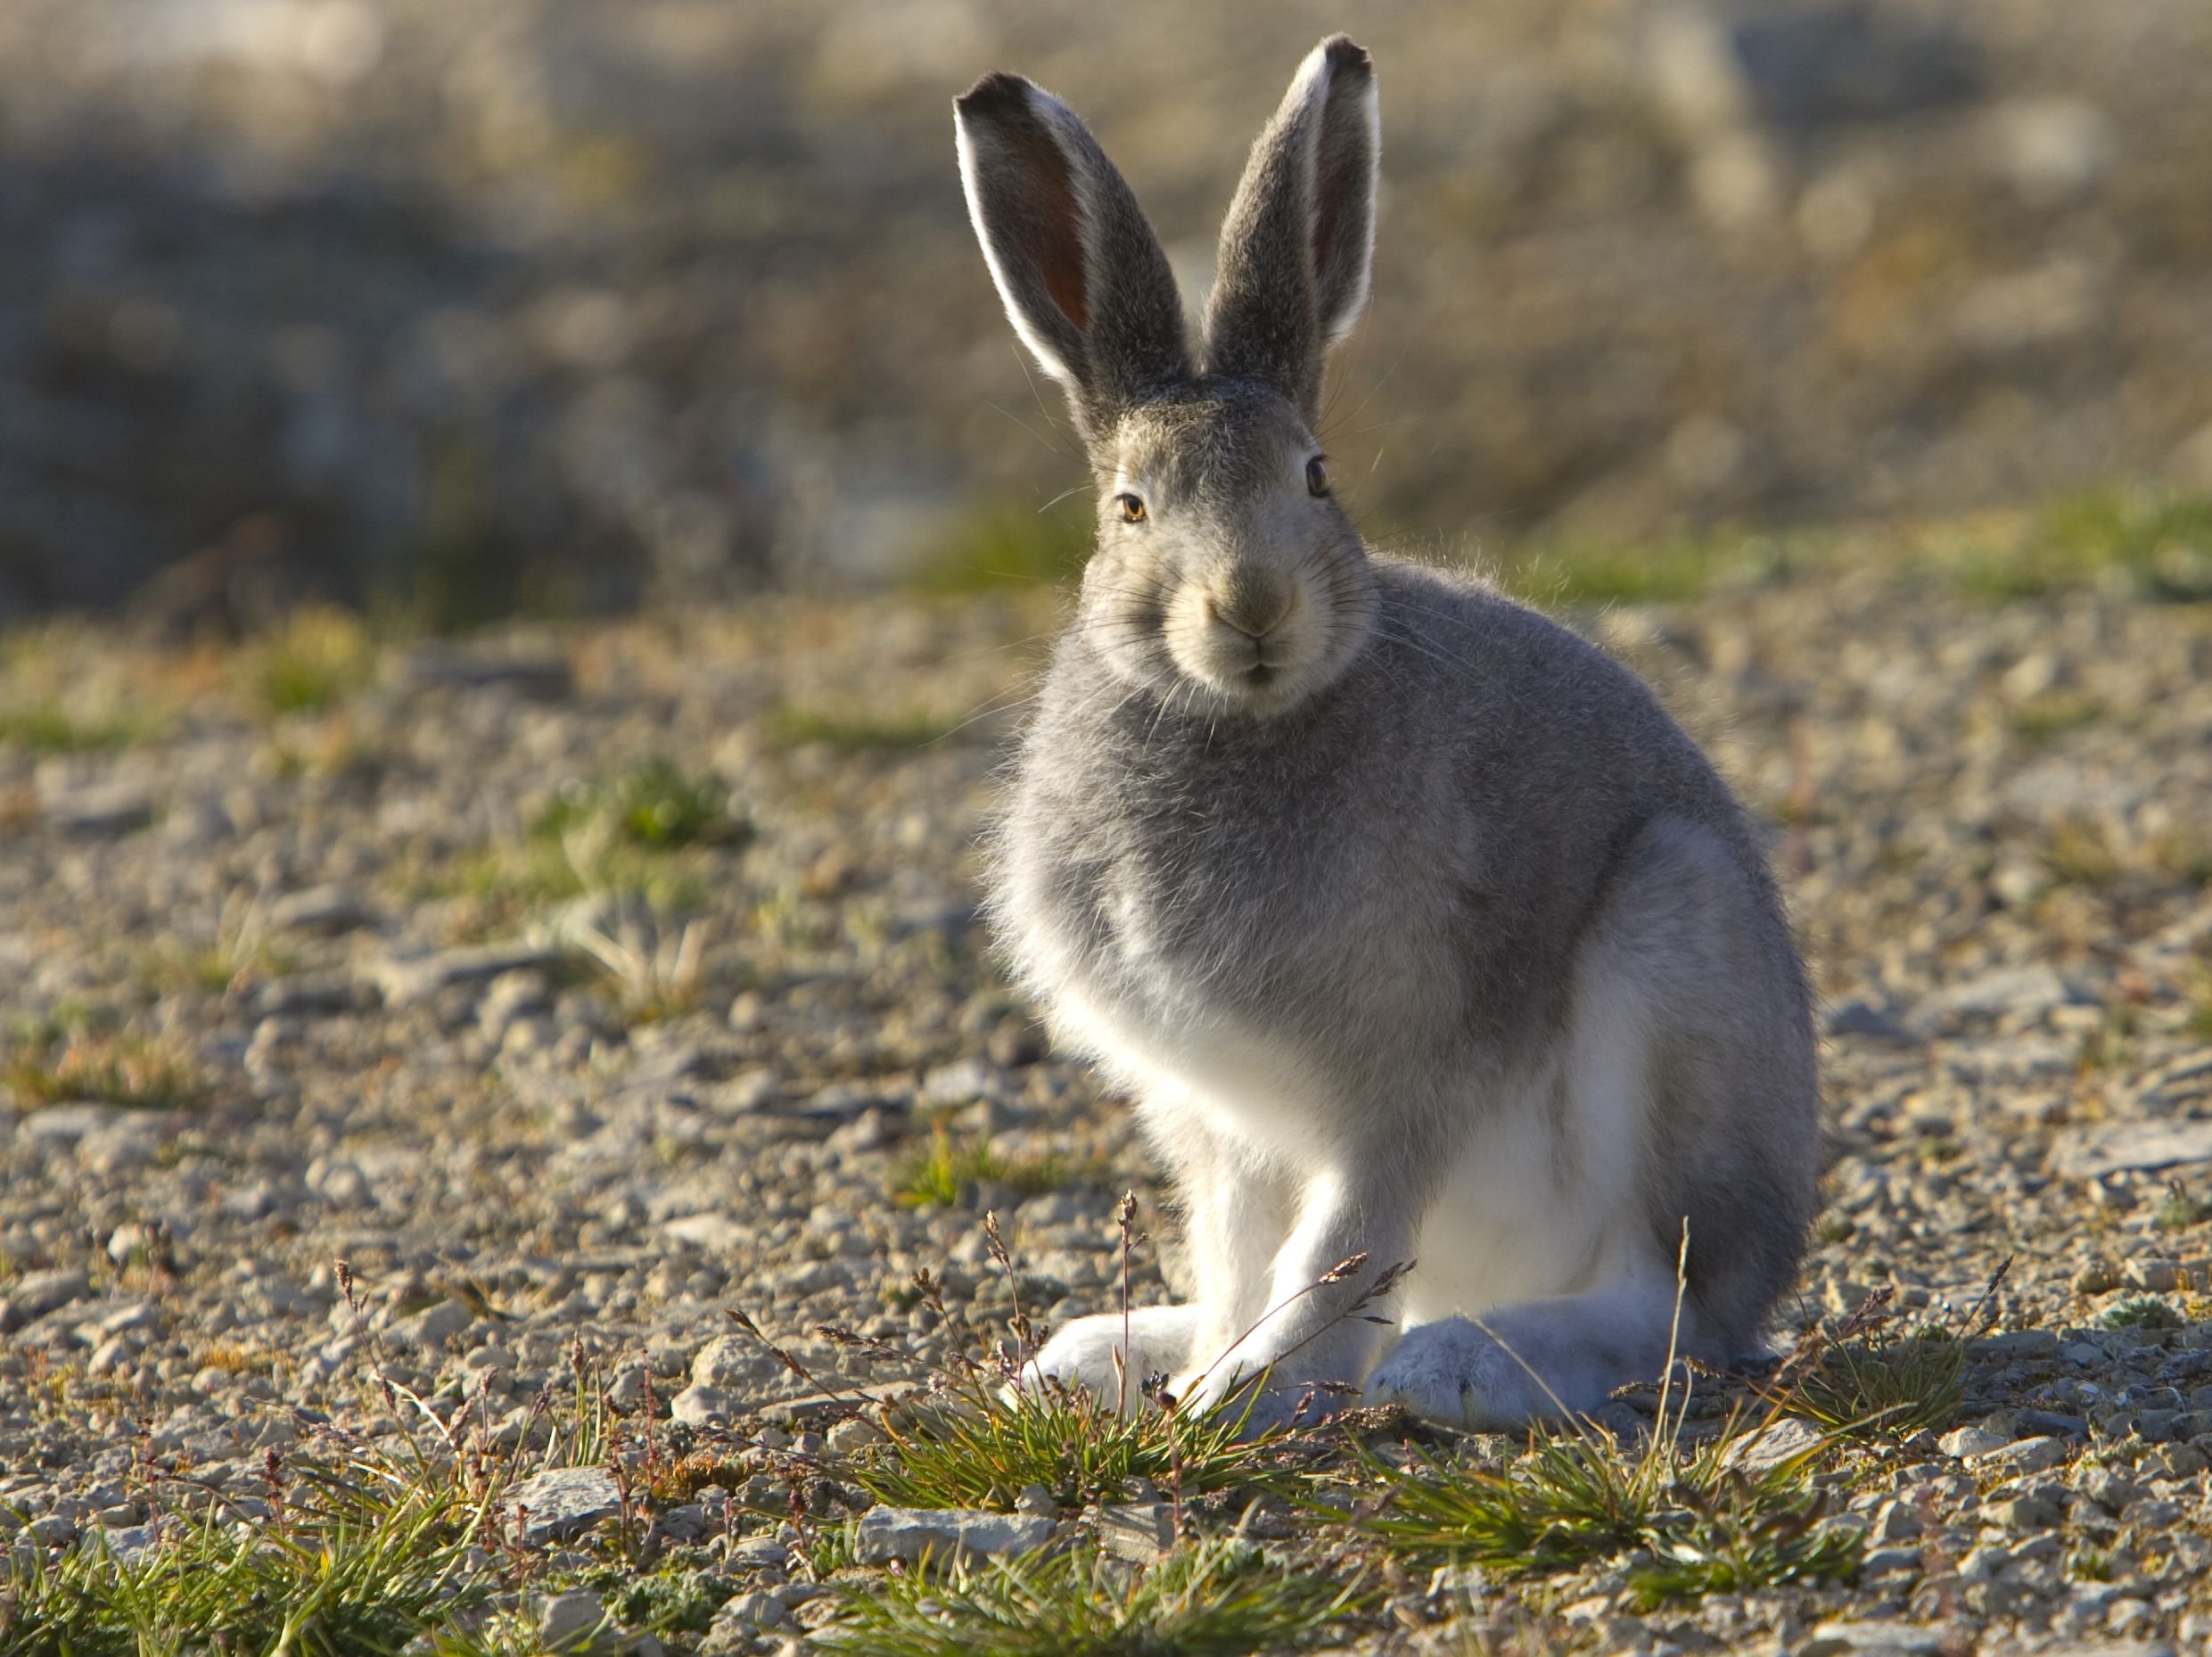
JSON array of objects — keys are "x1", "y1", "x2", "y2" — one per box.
[
  {"x1": 1205, "y1": 36, "x2": 1378, "y2": 419},
  {"x1": 956, "y1": 72, "x2": 1190, "y2": 443}
]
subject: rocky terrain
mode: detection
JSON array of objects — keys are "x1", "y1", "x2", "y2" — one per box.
[
  {"x1": 6, "y1": 0, "x2": 2212, "y2": 615},
  {"x1": 4, "y1": 521, "x2": 2212, "y2": 1652}
]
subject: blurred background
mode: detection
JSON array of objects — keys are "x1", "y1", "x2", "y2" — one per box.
[{"x1": 4, "y1": 0, "x2": 2212, "y2": 628}]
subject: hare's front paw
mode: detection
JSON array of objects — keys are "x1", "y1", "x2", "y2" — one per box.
[
  {"x1": 1027, "y1": 1307, "x2": 1199, "y2": 1410},
  {"x1": 1364, "y1": 1317, "x2": 1554, "y2": 1430}
]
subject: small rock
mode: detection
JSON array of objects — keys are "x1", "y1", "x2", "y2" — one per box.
[
  {"x1": 389, "y1": 1298, "x2": 473, "y2": 1352},
  {"x1": 43, "y1": 780, "x2": 152, "y2": 836},
  {"x1": 1097, "y1": 1500, "x2": 1173, "y2": 1562},
  {"x1": 1974, "y1": 1435, "x2": 2068, "y2": 1475},
  {"x1": 0, "y1": 1266, "x2": 91, "y2": 1331},
  {"x1": 2076, "y1": 1467, "x2": 2142, "y2": 1513},
  {"x1": 538, "y1": 1587, "x2": 606, "y2": 1652},
  {"x1": 1826, "y1": 999, "x2": 1913, "y2": 1040},
  {"x1": 691, "y1": 1335, "x2": 761, "y2": 1389},
  {"x1": 269, "y1": 884, "x2": 374, "y2": 934},
  {"x1": 670, "y1": 1384, "x2": 734, "y2": 1428},
  {"x1": 2126, "y1": 1259, "x2": 2185, "y2": 1292},
  {"x1": 853, "y1": 1506, "x2": 1053, "y2": 1566},
  {"x1": 1938, "y1": 1425, "x2": 2007, "y2": 1459},
  {"x1": 1988, "y1": 1490, "x2": 2062, "y2": 1530},
  {"x1": 1799, "y1": 1620, "x2": 1945, "y2": 1656},
  {"x1": 368, "y1": 942, "x2": 564, "y2": 1009},
  {"x1": 1871, "y1": 1498, "x2": 1922, "y2": 1543},
  {"x1": 711, "y1": 1590, "x2": 793, "y2": 1634},
  {"x1": 729, "y1": 1537, "x2": 792, "y2": 1572},
  {"x1": 1933, "y1": 963, "x2": 2085, "y2": 1023},
  {"x1": 664, "y1": 1213, "x2": 749, "y2": 1253},
  {"x1": 1012, "y1": 1483, "x2": 1058, "y2": 1521},
  {"x1": 826, "y1": 1416, "x2": 884, "y2": 1453},
  {"x1": 507, "y1": 1467, "x2": 622, "y2": 1545},
  {"x1": 2052, "y1": 1120, "x2": 2212, "y2": 1182},
  {"x1": 1721, "y1": 1415, "x2": 1825, "y2": 1472},
  {"x1": 1973, "y1": 1329, "x2": 2059, "y2": 1360}
]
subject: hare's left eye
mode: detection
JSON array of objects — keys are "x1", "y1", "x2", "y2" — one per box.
[
  {"x1": 1115, "y1": 493, "x2": 1147, "y2": 523},
  {"x1": 1305, "y1": 456, "x2": 1330, "y2": 497}
]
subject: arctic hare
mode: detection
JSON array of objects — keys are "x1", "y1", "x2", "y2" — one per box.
[{"x1": 954, "y1": 37, "x2": 1816, "y2": 1430}]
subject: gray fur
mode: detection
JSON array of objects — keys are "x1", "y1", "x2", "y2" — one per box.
[{"x1": 955, "y1": 37, "x2": 1816, "y2": 1427}]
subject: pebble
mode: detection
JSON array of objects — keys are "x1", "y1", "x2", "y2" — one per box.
[
  {"x1": 537, "y1": 1587, "x2": 606, "y2": 1651},
  {"x1": 507, "y1": 1468, "x2": 623, "y2": 1546},
  {"x1": 852, "y1": 1507, "x2": 1054, "y2": 1565}
]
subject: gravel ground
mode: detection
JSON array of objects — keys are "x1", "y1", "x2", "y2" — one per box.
[{"x1": 4, "y1": 548, "x2": 2212, "y2": 1653}]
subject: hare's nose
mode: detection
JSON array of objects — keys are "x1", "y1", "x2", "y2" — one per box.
[{"x1": 1206, "y1": 574, "x2": 1295, "y2": 639}]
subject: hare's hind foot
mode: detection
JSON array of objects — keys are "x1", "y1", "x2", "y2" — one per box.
[{"x1": 1363, "y1": 1280, "x2": 1698, "y2": 1430}]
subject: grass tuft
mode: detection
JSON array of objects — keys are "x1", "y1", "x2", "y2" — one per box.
[
  {"x1": 243, "y1": 606, "x2": 379, "y2": 714},
  {"x1": 1950, "y1": 486, "x2": 2212, "y2": 603},
  {"x1": 1775, "y1": 1282, "x2": 1983, "y2": 1442},
  {"x1": 892, "y1": 1124, "x2": 1066, "y2": 1208},
  {"x1": 0, "y1": 699, "x2": 167, "y2": 754},
  {"x1": 533, "y1": 757, "x2": 744, "y2": 853},
  {"x1": 2103, "y1": 1294, "x2": 2182, "y2": 1331},
  {"x1": 904, "y1": 498, "x2": 1093, "y2": 595},
  {"x1": 817, "y1": 1539, "x2": 1369, "y2": 1657},
  {"x1": 859, "y1": 1381, "x2": 1290, "y2": 1515},
  {"x1": 1498, "y1": 531, "x2": 1793, "y2": 607},
  {"x1": 1343, "y1": 1415, "x2": 1859, "y2": 1609},
  {"x1": 3, "y1": 1031, "x2": 201, "y2": 1110},
  {"x1": 0, "y1": 1464, "x2": 494, "y2": 1655}
]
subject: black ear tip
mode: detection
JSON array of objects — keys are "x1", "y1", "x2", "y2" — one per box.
[
  {"x1": 956, "y1": 70, "x2": 1036, "y2": 120},
  {"x1": 1319, "y1": 35, "x2": 1372, "y2": 78}
]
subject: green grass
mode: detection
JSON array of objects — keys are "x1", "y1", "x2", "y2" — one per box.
[
  {"x1": 3, "y1": 1032, "x2": 201, "y2": 1110},
  {"x1": 0, "y1": 701, "x2": 167, "y2": 754},
  {"x1": 1948, "y1": 487, "x2": 2212, "y2": 603},
  {"x1": 0, "y1": 1465, "x2": 496, "y2": 1656},
  {"x1": 905, "y1": 497, "x2": 1094, "y2": 594},
  {"x1": 770, "y1": 704, "x2": 960, "y2": 754},
  {"x1": 1341, "y1": 1411, "x2": 1860, "y2": 1609},
  {"x1": 2156, "y1": 1182, "x2": 2210, "y2": 1232},
  {"x1": 2103, "y1": 1294, "x2": 2182, "y2": 1331},
  {"x1": 1788, "y1": 1331, "x2": 1967, "y2": 1441},
  {"x1": 243, "y1": 606, "x2": 379, "y2": 714},
  {"x1": 1497, "y1": 530, "x2": 1794, "y2": 607},
  {"x1": 817, "y1": 1539, "x2": 1369, "y2": 1657},
  {"x1": 533, "y1": 757, "x2": 744, "y2": 852},
  {"x1": 2010, "y1": 691, "x2": 2106, "y2": 744},
  {"x1": 892, "y1": 1124, "x2": 1066, "y2": 1208},
  {"x1": 859, "y1": 1378, "x2": 1295, "y2": 1514}
]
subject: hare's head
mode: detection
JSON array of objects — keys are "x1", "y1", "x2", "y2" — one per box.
[{"x1": 957, "y1": 38, "x2": 1381, "y2": 719}]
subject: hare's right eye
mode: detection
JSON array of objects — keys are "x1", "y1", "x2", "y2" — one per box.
[{"x1": 1115, "y1": 493, "x2": 1147, "y2": 523}]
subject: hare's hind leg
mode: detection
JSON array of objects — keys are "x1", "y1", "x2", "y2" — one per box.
[{"x1": 1369, "y1": 815, "x2": 1817, "y2": 1430}]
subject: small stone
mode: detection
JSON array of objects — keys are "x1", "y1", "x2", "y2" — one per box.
[
  {"x1": 43, "y1": 780, "x2": 152, "y2": 836},
  {"x1": 538, "y1": 1587, "x2": 606, "y2": 1652},
  {"x1": 368, "y1": 942, "x2": 564, "y2": 1009},
  {"x1": 1722, "y1": 1415, "x2": 1825, "y2": 1472},
  {"x1": 1988, "y1": 1491, "x2": 2062, "y2": 1530},
  {"x1": 1974, "y1": 1435, "x2": 2068, "y2": 1475},
  {"x1": 1938, "y1": 1425, "x2": 2007, "y2": 1459},
  {"x1": 389, "y1": 1298, "x2": 473, "y2": 1352},
  {"x1": 0, "y1": 1267, "x2": 91, "y2": 1331},
  {"x1": 1097, "y1": 1500, "x2": 1173, "y2": 1562},
  {"x1": 2126, "y1": 1259, "x2": 2185, "y2": 1293},
  {"x1": 1825, "y1": 1000, "x2": 1912, "y2": 1040},
  {"x1": 269, "y1": 884, "x2": 374, "y2": 933},
  {"x1": 826, "y1": 1416, "x2": 884, "y2": 1453},
  {"x1": 1871, "y1": 1498, "x2": 1923, "y2": 1543},
  {"x1": 670, "y1": 1385, "x2": 734, "y2": 1428},
  {"x1": 2076, "y1": 1467, "x2": 2141, "y2": 1514},
  {"x1": 691, "y1": 1335, "x2": 761, "y2": 1389},
  {"x1": 2053, "y1": 1119, "x2": 2212, "y2": 1182},
  {"x1": 507, "y1": 1467, "x2": 622, "y2": 1545},
  {"x1": 1798, "y1": 1619, "x2": 1945, "y2": 1656},
  {"x1": 664, "y1": 1213, "x2": 749, "y2": 1253},
  {"x1": 729, "y1": 1536, "x2": 792, "y2": 1572},
  {"x1": 606, "y1": 1365, "x2": 646, "y2": 1412},
  {"x1": 1972, "y1": 1329, "x2": 2059, "y2": 1360},
  {"x1": 712, "y1": 1591, "x2": 794, "y2": 1635},
  {"x1": 1012, "y1": 1483, "x2": 1058, "y2": 1521},
  {"x1": 853, "y1": 1506, "x2": 1053, "y2": 1565}
]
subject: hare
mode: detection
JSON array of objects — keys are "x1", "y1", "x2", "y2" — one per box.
[{"x1": 954, "y1": 37, "x2": 1816, "y2": 1430}]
